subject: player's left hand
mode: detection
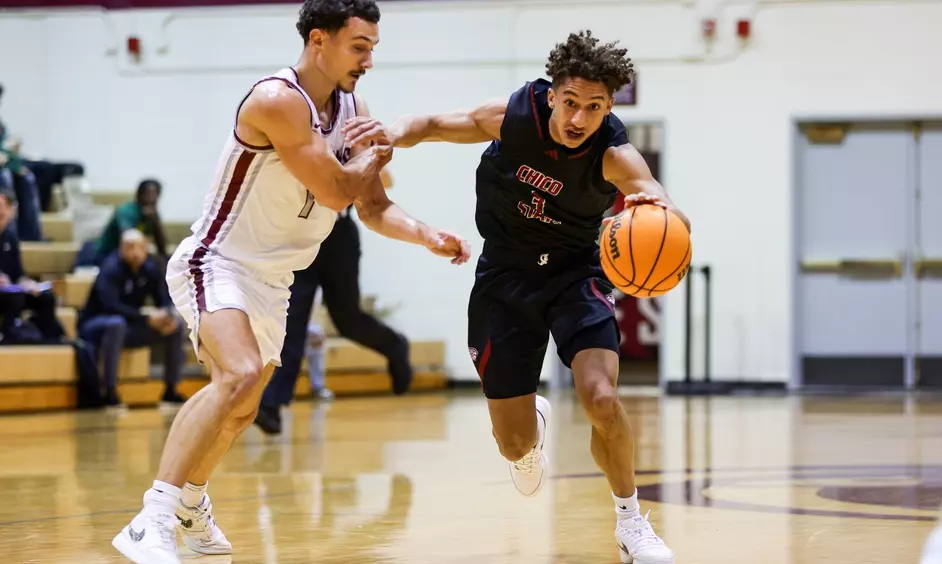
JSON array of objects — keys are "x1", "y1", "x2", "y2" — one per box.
[
  {"x1": 601, "y1": 192, "x2": 668, "y2": 227},
  {"x1": 607, "y1": 192, "x2": 691, "y2": 233},
  {"x1": 623, "y1": 192, "x2": 667, "y2": 209},
  {"x1": 424, "y1": 228, "x2": 471, "y2": 265},
  {"x1": 342, "y1": 116, "x2": 392, "y2": 149}
]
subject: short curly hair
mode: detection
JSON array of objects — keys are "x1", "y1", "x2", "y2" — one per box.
[
  {"x1": 297, "y1": 0, "x2": 380, "y2": 44},
  {"x1": 545, "y1": 30, "x2": 635, "y2": 95}
]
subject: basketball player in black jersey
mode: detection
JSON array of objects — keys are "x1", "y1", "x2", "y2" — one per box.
[{"x1": 343, "y1": 30, "x2": 688, "y2": 564}]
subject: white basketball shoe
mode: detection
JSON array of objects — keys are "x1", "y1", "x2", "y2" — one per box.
[
  {"x1": 509, "y1": 395, "x2": 551, "y2": 497},
  {"x1": 615, "y1": 510, "x2": 675, "y2": 564},
  {"x1": 112, "y1": 490, "x2": 181, "y2": 564},
  {"x1": 176, "y1": 492, "x2": 232, "y2": 555}
]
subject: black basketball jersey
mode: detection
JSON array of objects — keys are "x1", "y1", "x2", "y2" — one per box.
[{"x1": 474, "y1": 78, "x2": 628, "y2": 264}]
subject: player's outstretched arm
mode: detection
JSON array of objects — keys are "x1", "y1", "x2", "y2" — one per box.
[
  {"x1": 349, "y1": 95, "x2": 471, "y2": 265},
  {"x1": 237, "y1": 81, "x2": 390, "y2": 212},
  {"x1": 603, "y1": 143, "x2": 691, "y2": 232},
  {"x1": 341, "y1": 97, "x2": 508, "y2": 148}
]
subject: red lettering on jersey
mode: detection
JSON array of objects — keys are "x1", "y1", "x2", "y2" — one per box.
[
  {"x1": 531, "y1": 193, "x2": 546, "y2": 220},
  {"x1": 515, "y1": 164, "x2": 564, "y2": 196},
  {"x1": 516, "y1": 191, "x2": 561, "y2": 225},
  {"x1": 516, "y1": 165, "x2": 532, "y2": 183},
  {"x1": 525, "y1": 169, "x2": 543, "y2": 186}
]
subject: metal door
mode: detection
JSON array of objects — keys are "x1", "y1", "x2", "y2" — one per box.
[
  {"x1": 796, "y1": 123, "x2": 914, "y2": 388},
  {"x1": 916, "y1": 123, "x2": 942, "y2": 388}
]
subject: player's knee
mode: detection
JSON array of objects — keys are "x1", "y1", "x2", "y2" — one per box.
[
  {"x1": 581, "y1": 379, "x2": 620, "y2": 430},
  {"x1": 217, "y1": 358, "x2": 265, "y2": 405}
]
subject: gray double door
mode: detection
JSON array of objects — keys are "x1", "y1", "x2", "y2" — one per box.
[{"x1": 796, "y1": 121, "x2": 942, "y2": 389}]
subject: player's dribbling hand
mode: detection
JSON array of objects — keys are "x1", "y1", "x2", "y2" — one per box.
[
  {"x1": 424, "y1": 229, "x2": 471, "y2": 265},
  {"x1": 601, "y1": 193, "x2": 668, "y2": 228},
  {"x1": 623, "y1": 192, "x2": 667, "y2": 209},
  {"x1": 342, "y1": 116, "x2": 392, "y2": 149}
]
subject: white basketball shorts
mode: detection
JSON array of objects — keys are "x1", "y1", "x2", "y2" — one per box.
[{"x1": 166, "y1": 239, "x2": 292, "y2": 368}]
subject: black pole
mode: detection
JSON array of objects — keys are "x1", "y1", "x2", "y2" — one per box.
[
  {"x1": 684, "y1": 264, "x2": 693, "y2": 384},
  {"x1": 701, "y1": 265, "x2": 711, "y2": 383}
]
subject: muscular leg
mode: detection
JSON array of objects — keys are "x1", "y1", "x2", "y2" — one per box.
[
  {"x1": 565, "y1": 335, "x2": 672, "y2": 563},
  {"x1": 571, "y1": 348, "x2": 635, "y2": 497},
  {"x1": 155, "y1": 308, "x2": 266, "y2": 487},
  {"x1": 187, "y1": 355, "x2": 274, "y2": 485},
  {"x1": 487, "y1": 394, "x2": 539, "y2": 462},
  {"x1": 112, "y1": 307, "x2": 260, "y2": 562}
]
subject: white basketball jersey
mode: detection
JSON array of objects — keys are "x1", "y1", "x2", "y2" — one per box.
[{"x1": 185, "y1": 67, "x2": 357, "y2": 278}]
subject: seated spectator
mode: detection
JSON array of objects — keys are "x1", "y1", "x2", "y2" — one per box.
[
  {"x1": 0, "y1": 84, "x2": 43, "y2": 241},
  {"x1": 94, "y1": 178, "x2": 167, "y2": 266},
  {"x1": 0, "y1": 188, "x2": 61, "y2": 342},
  {"x1": 78, "y1": 229, "x2": 184, "y2": 407}
]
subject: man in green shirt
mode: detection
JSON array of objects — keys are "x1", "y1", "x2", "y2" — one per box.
[{"x1": 95, "y1": 178, "x2": 167, "y2": 265}]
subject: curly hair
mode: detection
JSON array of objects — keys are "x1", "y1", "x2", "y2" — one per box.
[
  {"x1": 297, "y1": 0, "x2": 380, "y2": 43},
  {"x1": 545, "y1": 30, "x2": 635, "y2": 95}
]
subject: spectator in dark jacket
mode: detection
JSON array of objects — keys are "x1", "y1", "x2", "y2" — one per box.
[
  {"x1": 0, "y1": 189, "x2": 60, "y2": 341},
  {"x1": 78, "y1": 229, "x2": 185, "y2": 407}
]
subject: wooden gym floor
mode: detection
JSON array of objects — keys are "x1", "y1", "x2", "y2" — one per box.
[{"x1": 0, "y1": 389, "x2": 939, "y2": 563}]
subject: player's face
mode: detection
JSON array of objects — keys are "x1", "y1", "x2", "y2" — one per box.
[
  {"x1": 320, "y1": 18, "x2": 378, "y2": 93},
  {"x1": 547, "y1": 78, "x2": 614, "y2": 148}
]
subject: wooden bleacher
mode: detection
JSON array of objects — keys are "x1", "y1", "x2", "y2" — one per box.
[{"x1": 0, "y1": 205, "x2": 448, "y2": 414}]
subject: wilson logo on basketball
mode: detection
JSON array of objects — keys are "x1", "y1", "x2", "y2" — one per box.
[
  {"x1": 516, "y1": 165, "x2": 563, "y2": 196},
  {"x1": 608, "y1": 216, "x2": 622, "y2": 260}
]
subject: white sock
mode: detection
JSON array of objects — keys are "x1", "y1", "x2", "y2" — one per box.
[
  {"x1": 147, "y1": 480, "x2": 182, "y2": 509},
  {"x1": 181, "y1": 482, "x2": 208, "y2": 509},
  {"x1": 613, "y1": 490, "x2": 641, "y2": 519}
]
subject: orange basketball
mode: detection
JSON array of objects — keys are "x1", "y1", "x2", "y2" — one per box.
[{"x1": 600, "y1": 204, "x2": 691, "y2": 298}]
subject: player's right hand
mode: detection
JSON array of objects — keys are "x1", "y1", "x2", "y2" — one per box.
[
  {"x1": 423, "y1": 228, "x2": 471, "y2": 265},
  {"x1": 342, "y1": 116, "x2": 392, "y2": 149},
  {"x1": 349, "y1": 143, "x2": 393, "y2": 170}
]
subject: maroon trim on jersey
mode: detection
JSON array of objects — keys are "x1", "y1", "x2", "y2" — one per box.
[
  {"x1": 288, "y1": 67, "x2": 341, "y2": 134},
  {"x1": 568, "y1": 146, "x2": 593, "y2": 159},
  {"x1": 529, "y1": 84, "x2": 545, "y2": 141},
  {"x1": 233, "y1": 76, "x2": 313, "y2": 150},
  {"x1": 188, "y1": 150, "x2": 256, "y2": 311},
  {"x1": 476, "y1": 338, "x2": 492, "y2": 385},
  {"x1": 320, "y1": 89, "x2": 342, "y2": 134},
  {"x1": 233, "y1": 135, "x2": 273, "y2": 152},
  {"x1": 590, "y1": 280, "x2": 615, "y2": 314}
]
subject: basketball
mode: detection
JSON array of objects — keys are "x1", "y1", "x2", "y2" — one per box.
[{"x1": 600, "y1": 204, "x2": 692, "y2": 298}]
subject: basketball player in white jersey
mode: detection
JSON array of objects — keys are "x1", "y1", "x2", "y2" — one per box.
[{"x1": 111, "y1": 2, "x2": 469, "y2": 562}]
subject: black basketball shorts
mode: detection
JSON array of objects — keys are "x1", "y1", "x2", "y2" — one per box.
[{"x1": 467, "y1": 247, "x2": 621, "y2": 400}]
